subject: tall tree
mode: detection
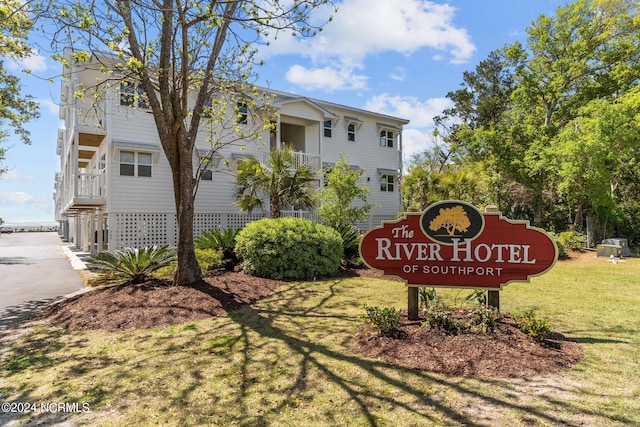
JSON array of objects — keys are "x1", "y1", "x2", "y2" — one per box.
[
  {"x1": 0, "y1": 0, "x2": 40, "y2": 173},
  {"x1": 501, "y1": 0, "x2": 640, "y2": 226},
  {"x1": 235, "y1": 146, "x2": 317, "y2": 218},
  {"x1": 41, "y1": 0, "x2": 334, "y2": 285}
]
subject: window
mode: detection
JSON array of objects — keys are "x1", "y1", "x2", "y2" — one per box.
[
  {"x1": 200, "y1": 169, "x2": 213, "y2": 181},
  {"x1": 323, "y1": 120, "x2": 332, "y2": 138},
  {"x1": 380, "y1": 175, "x2": 395, "y2": 192},
  {"x1": 347, "y1": 123, "x2": 356, "y2": 142},
  {"x1": 380, "y1": 130, "x2": 394, "y2": 147},
  {"x1": 119, "y1": 151, "x2": 152, "y2": 177},
  {"x1": 237, "y1": 102, "x2": 248, "y2": 124},
  {"x1": 202, "y1": 99, "x2": 213, "y2": 119},
  {"x1": 120, "y1": 82, "x2": 148, "y2": 109}
]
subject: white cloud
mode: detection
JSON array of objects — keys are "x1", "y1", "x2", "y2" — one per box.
[
  {"x1": 264, "y1": 0, "x2": 475, "y2": 91},
  {"x1": 0, "y1": 191, "x2": 38, "y2": 203},
  {"x1": 0, "y1": 170, "x2": 36, "y2": 181},
  {"x1": 5, "y1": 50, "x2": 48, "y2": 73},
  {"x1": 38, "y1": 98, "x2": 60, "y2": 116},
  {"x1": 285, "y1": 64, "x2": 368, "y2": 92},
  {"x1": 389, "y1": 67, "x2": 406, "y2": 82},
  {"x1": 365, "y1": 93, "x2": 452, "y2": 128},
  {"x1": 364, "y1": 93, "x2": 453, "y2": 161}
]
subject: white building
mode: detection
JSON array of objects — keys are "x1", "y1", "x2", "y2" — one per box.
[{"x1": 54, "y1": 51, "x2": 409, "y2": 254}]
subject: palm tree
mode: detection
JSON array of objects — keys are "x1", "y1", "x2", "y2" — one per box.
[{"x1": 235, "y1": 146, "x2": 317, "y2": 218}]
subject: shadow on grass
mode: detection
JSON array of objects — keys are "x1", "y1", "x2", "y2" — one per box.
[
  {"x1": 219, "y1": 280, "x2": 631, "y2": 427},
  {"x1": 1, "y1": 277, "x2": 636, "y2": 426}
]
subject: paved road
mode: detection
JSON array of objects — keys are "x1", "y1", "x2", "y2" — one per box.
[{"x1": 0, "y1": 232, "x2": 85, "y2": 328}]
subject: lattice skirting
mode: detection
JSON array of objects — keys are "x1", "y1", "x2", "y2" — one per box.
[{"x1": 108, "y1": 212, "x2": 397, "y2": 250}]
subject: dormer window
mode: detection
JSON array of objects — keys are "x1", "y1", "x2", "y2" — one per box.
[
  {"x1": 324, "y1": 120, "x2": 332, "y2": 138},
  {"x1": 344, "y1": 117, "x2": 362, "y2": 143},
  {"x1": 347, "y1": 123, "x2": 355, "y2": 141}
]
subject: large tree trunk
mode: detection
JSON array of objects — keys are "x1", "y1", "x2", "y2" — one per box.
[{"x1": 171, "y1": 142, "x2": 202, "y2": 286}]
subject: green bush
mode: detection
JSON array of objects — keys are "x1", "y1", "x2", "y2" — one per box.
[
  {"x1": 423, "y1": 303, "x2": 463, "y2": 334},
  {"x1": 334, "y1": 223, "x2": 363, "y2": 267},
  {"x1": 235, "y1": 217, "x2": 343, "y2": 280},
  {"x1": 152, "y1": 248, "x2": 224, "y2": 278},
  {"x1": 362, "y1": 305, "x2": 401, "y2": 336},
  {"x1": 557, "y1": 231, "x2": 585, "y2": 252},
  {"x1": 516, "y1": 310, "x2": 551, "y2": 341},
  {"x1": 195, "y1": 248, "x2": 224, "y2": 272},
  {"x1": 470, "y1": 305, "x2": 501, "y2": 335},
  {"x1": 195, "y1": 228, "x2": 240, "y2": 271},
  {"x1": 89, "y1": 245, "x2": 176, "y2": 285},
  {"x1": 552, "y1": 234, "x2": 567, "y2": 258}
]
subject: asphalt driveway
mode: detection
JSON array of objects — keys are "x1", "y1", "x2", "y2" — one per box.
[{"x1": 0, "y1": 232, "x2": 85, "y2": 328}]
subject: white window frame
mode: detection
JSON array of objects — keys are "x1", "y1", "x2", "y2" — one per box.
[
  {"x1": 120, "y1": 82, "x2": 149, "y2": 109},
  {"x1": 380, "y1": 129, "x2": 394, "y2": 148},
  {"x1": 119, "y1": 150, "x2": 153, "y2": 177},
  {"x1": 379, "y1": 174, "x2": 395, "y2": 192}
]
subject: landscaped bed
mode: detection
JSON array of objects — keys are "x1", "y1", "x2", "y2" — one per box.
[{"x1": 1, "y1": 251, "x2": 638, "y2": 426}]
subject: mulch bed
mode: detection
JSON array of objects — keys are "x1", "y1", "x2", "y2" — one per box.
[
  {"x1": 354, "y1": 311, "x2": 584, "y2": 378},
  {"x1": 41, "y1": 268, "x2": 583, "y2": 378}
]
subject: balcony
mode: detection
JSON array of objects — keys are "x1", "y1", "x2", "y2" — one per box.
[{"x1": 58, "y1": 173, "x2": 106, "y2": 215}]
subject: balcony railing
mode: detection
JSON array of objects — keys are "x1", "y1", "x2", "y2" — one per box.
[
  {"x1": 55, "y1": 172, "x2": 106, "y2": 215},
  {"x1": 77, "y1": 173, "x2": 105, "y2": 198},
  {"x1": 290, "y1": 151, "x2": 321, "y2": 171}
]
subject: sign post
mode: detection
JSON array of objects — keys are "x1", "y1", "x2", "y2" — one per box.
[{"x1": 359, "y1": 201, "x2": 558, "y2": 319}]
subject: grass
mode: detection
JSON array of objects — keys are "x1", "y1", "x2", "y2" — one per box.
[{"x1": 1, "y1": 252, "x2": 639, "y2": 426}]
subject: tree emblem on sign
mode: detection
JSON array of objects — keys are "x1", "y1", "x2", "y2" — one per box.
[{"x1": 429, "y1": 205, "x2": 471, "y2": 236}]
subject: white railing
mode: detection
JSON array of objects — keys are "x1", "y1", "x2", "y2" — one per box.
[
  {"x1": 291, "y1": 151, "x2": 321, "y2": 171},
  {"x1": 77, "y1": 173, "x2": 105, "y2": 198}
]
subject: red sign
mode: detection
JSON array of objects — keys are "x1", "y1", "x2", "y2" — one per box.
[{"x1": 359, "y1": 201, "x2": 558, "y2": 289}]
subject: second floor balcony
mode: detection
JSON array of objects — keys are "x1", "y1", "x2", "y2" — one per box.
[{"x1": 56, "y1": 172, "x2": 106, "y2": 215}]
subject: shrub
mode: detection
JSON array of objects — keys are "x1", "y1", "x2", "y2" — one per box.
[
  {"x1": 362, "y1": 305, "x2": 401, "y2": 336},
  {"x1": 557, "y1": 231, "x2": 585, "y2": 252},
  {"x1": 195, "y1": 248, "x2": 224, "y2": 272},
  {"x1": 552, "y1": 234, "x2": 567, "y2": 258},
  {"x1": 195, "y1": 228, "x2": 240, "y2": 271},
  {"x1": 235, "y1": 217, "x2": 343, "y2": 280},
  {"x1": 516, "y1": 310, "x2": 551, "y2": 341},
  {"x1": 470, "y1": 305, "x2": 501, "y2": 335},
  {"x1": 89, "y1": 245, "x2": 176, "y2": 284},
  {"x1": 335, "y1": 223, "x2": 363, "y2": 267},
  {"x1": 423, "y1": 303, "x2": 463, "y2": 334},
  {"x1": 418, "y1": 287, "x2": 439, "y2": 310}
]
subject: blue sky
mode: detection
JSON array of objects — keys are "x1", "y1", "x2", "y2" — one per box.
[{"x1": 0, "y1": 0, "x2": 564, "y2": 224}]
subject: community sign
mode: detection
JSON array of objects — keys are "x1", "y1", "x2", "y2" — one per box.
[{"x1": 359, "y1": 201, "x2": 558, "y2": 289}]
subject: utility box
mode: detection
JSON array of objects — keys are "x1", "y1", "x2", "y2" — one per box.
[
  {"x1": 602, "y1": 238, "x2": 631, "y2": 257},
  {"x1": 596, "y1": 244, "x2": 622, "y2": 258}
]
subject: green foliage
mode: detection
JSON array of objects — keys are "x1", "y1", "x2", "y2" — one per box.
[
  {"x1": 465, "y1": 289, "x2": 487, "y2": 306},
  {"x1": 334, "y1": 222, "x2": 362, "y2": 267},
  {"x1": 0, "y1": 0, "x2": 40, "y2": 160},
  {"x1": 362, "y1": 305, "x2": 401, "y2": 336},
  {"x1": 422, "y1": 303, "x2": 463, "y2": 334},
  {"x1": 316, "y1": 154, "x2": 372, "y2": 228},
  {"x1": 151, "y1": 248, "x2": 223, "y2": 278},
  {"x1": 195, "y1": 248, "x2": 224, "y2": 272},
  {"x1": 470, "y1": 305, "x2": 501, "y2": 335},
  {"x1": 516, "y1": 310, "x2": 551, "y2": 341},
  {"x1": 195, "y1": 228, "x2": 240, "y2": 271},
  {"x1": 235, "y1": 146, "x2": 317, "y2": 218},
  {"x1": 557, "y1": 231, "x2": 584, "y2": 252},
  {"x1": 89, "y1": 245, "x2": 177, "y2": 284},
  {"x1": 235, "y1": 217, "x2": 343, "y2": 280},
  {"x1": 418, "y1": 287, "x2": 438, "y2": 309},
  {"x1": 552, "y1": 234, "x2": 567, "y2": 258}
]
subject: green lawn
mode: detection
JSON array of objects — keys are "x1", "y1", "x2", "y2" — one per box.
[{"x1": 1, "y1": 253, "x2": 639, "y2": 426}]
